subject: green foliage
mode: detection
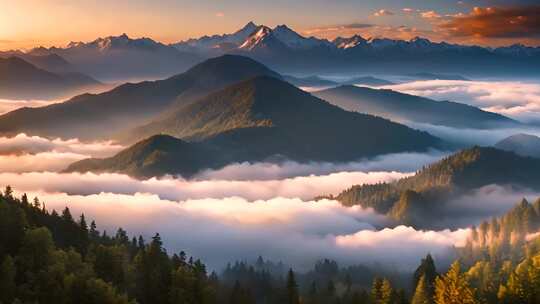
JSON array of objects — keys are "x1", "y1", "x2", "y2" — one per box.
[
  {"x1": 434, "y1": 262, "x2": 477, "y2": 304},
  {"x1": 335, "y1": 147, "x2": 540, "y2": 227}
]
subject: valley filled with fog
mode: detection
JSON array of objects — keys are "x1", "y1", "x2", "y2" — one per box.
[{"x1": 1, "y1": 74, "x2": 540, "y2": 274}]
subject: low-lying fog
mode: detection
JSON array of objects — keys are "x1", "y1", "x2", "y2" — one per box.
[{"x1": 1, "y1": 77, "x2": 539, "y2": 271}]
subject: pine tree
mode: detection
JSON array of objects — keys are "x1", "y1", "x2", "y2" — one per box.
[
  {"x1": 380, "y1": 279, "x2": 395, "y2": 304},
  {"x1": 0, "y1": 255, "x2": 16, "y2": 303},
  {"x1": 3, "y1": 185, "x2": 13, "y2": 200},
  {"x1": 413, "y1": 254, "x2": 437, "y2": 293},
  {"x1": 286, "y1": 268, "x2": 300, "y2": 304},
  {"x1": 371, "y1": 277, "x2": 384, "y2": 304},
  {"x1": 412, "y1": 274, "x2": 433, "y2": 304},
  {"x1": 434, "y1": 261, "x2": 477, "y2": 304}
]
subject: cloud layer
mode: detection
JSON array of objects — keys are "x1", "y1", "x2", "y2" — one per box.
[
  {"x1": 384, "y1": 80, "x2": 540, "y2": 124},
  {"x1": 440, "y1": 6, "x2": 540, "y2": 39},
  {"x1": 0, "y1": 134, "x2": 124, "y2": 173},
  {"x1": 0, "y1": 170, "x2": 409, "y2": 202},
  {"x1": 195, "y1": 151, "x2": 447, "y2": 181},
  {"x1": 16, "y1": 188, "x2": 468, "y2": 271}
]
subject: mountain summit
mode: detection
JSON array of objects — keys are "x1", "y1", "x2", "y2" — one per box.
[
  {"x1": 0, "y1": 55, "x2": 280, "y2": 139},
  {"x1": 68, "y1": 76, "x2": 442, "y2": 178}
]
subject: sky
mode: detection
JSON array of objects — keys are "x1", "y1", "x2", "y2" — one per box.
[{"x1": 0, "y1": 0, "x2": 539, "y2": 50}]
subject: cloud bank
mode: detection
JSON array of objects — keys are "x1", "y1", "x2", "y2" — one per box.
[
  {"x1": 440, "y1": 6, "x2": 540, "y2": 39},
  {"x1": 0, "y1": 171, "x2": 409, "y2": 202},
  {"x1": 195, "y1": 151, "x2": 447, "y2": 181},
  {"x1": 0, "y1": 134, "x2": 124, "y2": 173},
  {"x1": 384, "y1": 80, "x2": 540, "y2": 124},
  {"x1": 17, "y1": 189, "x2": 468, "y2": 271}
]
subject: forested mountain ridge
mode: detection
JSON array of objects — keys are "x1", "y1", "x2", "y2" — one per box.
[
  {"x1": 67, "y1": 76, "x2": 443, "y2": 178},
  {"x1": 333, "y1": 147, "x2": 540, "y2": 227},
  {"x1": 313, "y1": 85, "x2": 518, "y2": 129},
  {"x1": 0, "y1": 55, "x2": 280, "y2": 140}
]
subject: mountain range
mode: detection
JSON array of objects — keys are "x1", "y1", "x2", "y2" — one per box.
[
  {"x1": 313, "y1": 85, "x2": 518, "y2": 129},
  {"x1": 0, "y1": 57, "x2": 102, "y2": 100},
  {"x1": 331, "y1": 146, "x2": 540, "y2": 228},
  {"x1": 9, "y1": 22, "x2": 539, "y2": 83},
  {"x1": 66, "y1": 75, "x2": 442, "y2": 178},
  {"x1": 173, "y1": 22, "x2": 540, "y2": 76},
  {"x1": 27, "y1": 34, "x2": 202, "y2": 81}
]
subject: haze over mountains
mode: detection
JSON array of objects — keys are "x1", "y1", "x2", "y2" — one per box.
[
  {"x1": 173, "y1": 22, "x2": 540, "y2": 76},
  {"x1": 0, "y1": 57, "x2": 102, "y2": 100},
  {"x1": 27, "y1": 34, "x2": 202, "y2": 81},
  {"x1": 0, "y1": 55, "x2": 280, "y2": 139},
  {"x1": 4, "y1": 21, "x2": 537, "y2": 83},
  {"x1": 495, "y1": 134, "x2": 540, "y2": 158},
  {"x1": 67, "y1": 76, "x2": 442, "y2": 178},
  {"x1": 314, "y1": 85, "x2": 518, "y2": 129}
]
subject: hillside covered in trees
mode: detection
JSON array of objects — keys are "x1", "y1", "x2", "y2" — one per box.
[
  {"x1": 2, "y1": 185, "x2": 540, "y2": 303},
  {"x1": 332, "y1": 147, "x2": 540, "y2": 228}
]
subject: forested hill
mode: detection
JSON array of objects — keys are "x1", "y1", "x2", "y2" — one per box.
[
  {"x1": 67, "y1": 77, "x2": 442, "y2": 178},
  {"x1": 3, "y1": 185, "x2": 540, "y2": 303},
  {"x1": 333, "y1": 147, "x2": 540, "y2": 226}
]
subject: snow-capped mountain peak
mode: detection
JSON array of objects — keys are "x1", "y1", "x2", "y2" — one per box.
[
  {"x1": 239, "y1": 26, "x2": 274, "y2": 50},
  {"x1": 333, "y1": 35, "x2": 367, "y2": 49}
]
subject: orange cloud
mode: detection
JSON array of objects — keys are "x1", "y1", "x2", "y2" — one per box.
[
  {"x1": 440, "y1": 5, "x2": 540, "y2": 38},
  {"x1": 373, "y1": 9, "x2": 394, "y2": 17},
  {"x1": 421, "y1": 10, "x2": 441, "y2": 19}
]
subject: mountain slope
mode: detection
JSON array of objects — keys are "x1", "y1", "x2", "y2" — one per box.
[
  {"x1": 313, "y1": 85, "x2": 517, "y2": 129},
  {"x1": 0, "y1": 55, "x2": 281, "y2": 139},
  {"x1": 495, "y1": 134, "x2": 540, "y2": 157},
  {"x1": 334, "y1": 147, "x2": 540, "y2": 227},
  {"x1": 0, "y1": 57, "x2": 101, "y2": 100},
  {"x1": 69, "y1": 76, "x2": 443, "y2": 177},
  {"x1": 65, "y1": 135, "x2": 220, "y2": 178}
]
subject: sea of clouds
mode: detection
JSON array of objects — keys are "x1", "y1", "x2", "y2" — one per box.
[{"x1": 0, "y1": 130, "x2": 528, "y2": 271}]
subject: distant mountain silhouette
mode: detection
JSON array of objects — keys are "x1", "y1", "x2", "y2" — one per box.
[
  {"x1": 0, "y1": 57, "x2": 101, "y2": 100},
  {"x1": 0, "y1": 51, "x2": 76, "y2": 74},
  {"x1": 68, "y1": 76, "x2": 442, "y2": 178},
  {"x1": 314, "y1": 85, "x2": 518, "y2": 129},
  {"x1": 495, "y1": 134, "x2": 540, "y2": 158},
  {"x1": 283, "y1": 75, "x2": 338, "y2": 87},
  {"x1": 341, "y1": 76, "x2": 394, "y2": 86},
  {"x1": 0, "y1": 55, "x2": 281, "y2": 139},
  {"x1": 28, "y1": 34, "x2": 202, "y2": 81},
  {"x1": 333, "y1": 147, "x2": 540, "y2": 228}
]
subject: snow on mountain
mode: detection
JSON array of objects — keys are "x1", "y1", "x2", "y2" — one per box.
[
  {"x1": 174, "y1": 22, "x2": 259, "y2": 51},
  {"x1": 333, "y1": 35, "x2": 367, "y2": 49},
  {"x1": 239, "y1": 26, "x2": 276, "y2": 50},
  {"x1": 271, "y1": 25, "x2": 330, "y2": 49}
]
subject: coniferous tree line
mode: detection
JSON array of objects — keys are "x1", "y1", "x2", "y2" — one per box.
[{"x1": 3, "y1": 184, "x2": 540, "y2": 304}]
